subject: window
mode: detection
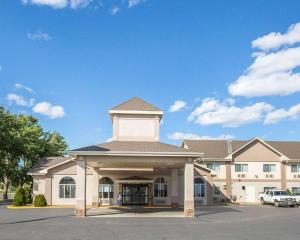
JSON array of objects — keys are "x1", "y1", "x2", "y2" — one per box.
[
  {"x1": 59, "y1": 177, "x2": 76, "y2": 198},
  {"x1": 206, "y1": 163, "x2": 220, "y2": 172},
  {"x1": 213, "y1": 185, "x2": 221, "y2": 196},
  {"x1": 291, "y1": 163, "x2": 300, "y2": 173},
  {"x1": 263, "y1": 164, "x2": 276, "y2": 173},
  {"x1": 292, "y1": 187, "x2": 300, "y2": 194},
  {"x1": 154, "y1": 178, "x2": 168, "y2": 197},
  {"x1": 194, "y1": 178, "x2": 205, "y2": 198},
  {"x1": 235, "y1": 164, "x2": 248, "y2": 173},
  {"x1": 264, "y1": 187, "x2": 277, "y2": 193},
  {"x1": 99, "y1": 177, "x2": 114, "y2": 199}
]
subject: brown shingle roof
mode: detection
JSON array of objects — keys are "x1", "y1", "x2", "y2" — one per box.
[
  {"x1": 184, "y1": 139, "x2": 300, "y2": 159},
  {"x1": 110, "y1": 97, "x2": 162, "y2": 112},
  {"x1": 72, "y1": 141, "x2": 192, "y2": 153},
  {"x1": 29, "y1": 156, "x2": 71, "y2": 174}
]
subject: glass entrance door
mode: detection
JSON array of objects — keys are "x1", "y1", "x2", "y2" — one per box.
[{"x1": 122, "y1": 184, "x2": 149, "y2": 206}]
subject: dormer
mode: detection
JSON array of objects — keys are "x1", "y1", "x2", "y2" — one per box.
[{"x1": 109, "y1": 97, "x2": 163, "y2": 142}]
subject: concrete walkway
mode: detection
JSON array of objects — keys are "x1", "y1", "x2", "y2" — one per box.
[{"x1": 87, "y1": 206, "x2": 185, "y2": 217}]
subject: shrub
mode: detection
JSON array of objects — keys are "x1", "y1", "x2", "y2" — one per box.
[
  {"x1": 286, "y1": 188, "x2": 292, "y2": 195},
  {"x1": 14, "y1": 187, "x2": 26, "y2": 206},
  {"x1": 24, "y1": 186, "x2": 32, "y2": 204},
  {"x1": 34, "y1": 194, "x2": 47, "y2": 207}
]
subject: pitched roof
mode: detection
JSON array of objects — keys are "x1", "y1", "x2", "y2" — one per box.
[
  {"x1": 184, "y1": 139, "x2": 300, "y2": 160},
  {"x1": 110, "y1": 97, "x2": 162, "y2": 112},
  {"x1": 71, "y1": 141, "x2": 192, "y2": 153},
  {"x1": 28, "y1": 156, "x2": 71, "y2": 174}
]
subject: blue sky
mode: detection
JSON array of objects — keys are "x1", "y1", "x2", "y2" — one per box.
[{"x1": 1, "y1": 0, "x2": 300, "y2": 149}]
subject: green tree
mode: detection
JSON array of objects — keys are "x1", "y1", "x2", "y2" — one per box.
[{"x1": 0, "y1": 106, "x2": 68, "y2": 199}]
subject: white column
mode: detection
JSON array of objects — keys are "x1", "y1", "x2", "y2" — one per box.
[
  {"x1": 75, "y1": 159, "x2": 86, "y2": 217},
  {"x1": 92, "y1": 168, "x2": 99, "y2": 208},
  {"x1": 184, "y1": 160, "x2": 195, "y2": 217},
  {"x1": 171, "y1": 168, "x2": 179, "y2": 208}
]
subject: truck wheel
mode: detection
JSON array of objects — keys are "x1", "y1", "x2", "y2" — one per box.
[
  {"x1": 260, "y1": 198, "x2": 265, "y2": 205},
  {"x1": 274, "y1": 200, "x2": 279, "y2": 207}
]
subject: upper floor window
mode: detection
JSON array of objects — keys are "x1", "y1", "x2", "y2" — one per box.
[
  {"x1": 154, "y1": 178, "x2": 167, "y2": 198},
  {"x1": 206, "y1": 163, "x2": 220, "y2": 172},
  {"x1": 235, "y1": 164, "x2": 248, "y2": 173},
  {"x1": 291, "y1": 163, "x2": 300, "y2": 173},
  {"x1": 263, "y1": 164, "x2": 276, "y2": 173},
  {"x1": 59, "y1": 177, "x2": 76, "y2": 198}
]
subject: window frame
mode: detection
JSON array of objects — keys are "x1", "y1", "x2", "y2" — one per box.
[
  {"x1": 206, "y1": 163, "x2": 220, "y2": 172},
  {"x1": 235, "y1": 164, "x2": 248, "y2": 173},
  {"x1": 99, "y1": 177, "x2": 114, "y2": 199},
  {"x1": 194, "y1": 178, "x2": 205, "y2": 198},
  {"x1": 213, "y1": 185, "x2": 221, "y2": 196},
  {"x1": 59, "y1": 177, "x2": 76, "y2": 199},
  {"x1": 154, "y1": 177, "x2": 168, "y2": 198},
  {"x1": 291, "y1": 163, "x2": 300, "y2": 173},
  {"x1": 263, "y1": 164, "x2": 276, "y2": 173}
]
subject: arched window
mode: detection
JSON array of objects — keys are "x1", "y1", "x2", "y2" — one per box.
[
  {"x1": 154, "y1": 177, "x2": 167, "y2": 198},
  {"x1": 99, "y1": 177, "x2": 114, "y2": 200},
  {"x1": 194, "y1": 178, "x2": 205, "y2": 198},
  {"x1": 59, "y1": 177, "x2": 76, "y2": 198}
]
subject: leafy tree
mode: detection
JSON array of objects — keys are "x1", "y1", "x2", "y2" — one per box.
[{"x1": 0, "y1": 106, "x2": 68, "y2": 199}]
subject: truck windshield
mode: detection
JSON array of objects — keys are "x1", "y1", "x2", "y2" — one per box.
[{"x1": 274, "y1": 191, "x2": 288, "y2": 196}]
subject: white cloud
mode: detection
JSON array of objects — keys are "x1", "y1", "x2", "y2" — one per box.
[
  {"x1": 188, "y1": 98, "x2": 273, "y2": 128},
  {"x1": 15, "y1": 83, "x2": 34, "y2": 93},
  {"x1": 21, "y1": 0, "x2": 92, "y2": 9},
  {"x1": 252, "y1": 23, "x2": 300, "y2": 51},
  {"x1": 27, "y1": 31, "x2": 52, "y2": 41},
  {"x1": 168, "y1": 132, "x2": 235, "y2": 141},
  {"x1": 128, "y1": 0, "x2": 145, "y2": 8},
  {"x1": 32, "y1": 102, "x2": 65, "y2": 119},
  {"x1": 169, "y1": 100, "x2": 187, "y2": 112},
  {"x1": 106, "y1": 137, "x2": 113, "y2": 142},
  {"x1": 22, "y1": 0, "x2": 68, "y2": 8},
  {"x1": 109, "y1": 6, "x2": 120, "y2": 15},
  {"x1": 264, "y1": 103, "x2": 300, "y2": 124},
  {"x1": 229, "y1": 23, "x2": 300, "y2": 97},
  {"x1": 6, "y1": 93, "x2": 35, "y2": 107}
]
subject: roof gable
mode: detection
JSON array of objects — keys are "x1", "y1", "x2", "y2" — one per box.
[{"x1": 110, "y1": 97, "x2": 162, "y2": 112}]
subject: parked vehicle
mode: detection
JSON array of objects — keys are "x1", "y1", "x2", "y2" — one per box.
[
  {"x1": 258, "y1": 190, "x2": 297, "y2": 207},
  {"x1": 291, "y1": 192, "x2": 300, "y2": 205}
]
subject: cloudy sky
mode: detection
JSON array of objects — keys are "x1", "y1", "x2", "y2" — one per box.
[{"x1": 1, "y1": 0, "x2": 300, "y2": 149}]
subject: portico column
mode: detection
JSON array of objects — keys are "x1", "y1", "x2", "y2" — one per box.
[
  {"x1": 75, "y1": 158, "x2": 86, "y2": 217},
  {"x1": 92, "y1": 168, "x2": 99, "y2": 208},
  {"x1": 171, "y1": 168, "x2": 179, "y2": 208},
  {"x1": 184, "y1": 160, "x2": 195, "y2": 217}
]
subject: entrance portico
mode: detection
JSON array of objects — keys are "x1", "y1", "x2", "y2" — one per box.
[{"x1": 70, "y1": 147, "x2": 202, "y2": 217}]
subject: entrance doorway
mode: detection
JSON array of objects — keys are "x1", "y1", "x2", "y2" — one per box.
[{"x1": 122, "y1": 184, "x2": 149, "y2": 206}]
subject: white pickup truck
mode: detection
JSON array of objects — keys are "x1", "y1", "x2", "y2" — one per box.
[{"x1": 258, "y1": 190, "x2": 297, "y2": 207}]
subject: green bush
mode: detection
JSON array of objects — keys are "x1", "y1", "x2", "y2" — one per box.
[
  {"x1": 14, "y1": 187, "x2": 26, "y2": 206},
  {"x1": 24, "y1": 186, "x2": 32, "y2": 204},
  {"x1": 286, "y1": 188, "x2": 292, "y2": 195},
  {"x1": 33, "y1": 194, "x2": 47, "y2": 207}
]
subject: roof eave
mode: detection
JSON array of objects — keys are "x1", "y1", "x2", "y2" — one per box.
[{"x1": 69, "y1": 150, "x2": 203, "y2": 158}]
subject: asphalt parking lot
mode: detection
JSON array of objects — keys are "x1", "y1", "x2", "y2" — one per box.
[{"x1": 1, "y1": 203, "x2": 300, "y2": 240}]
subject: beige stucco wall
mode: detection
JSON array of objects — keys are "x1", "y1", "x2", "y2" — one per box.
[
  {"x1": 231, "y1": 181, "x2": 281, "y2": 203},
  {"x1": 33, "y1": 176, "x2": 45, "y2": 196},
  {"x1": 112, "y1": 114, "x2": 160, "y2": 141},
  {"x1": 234, "y1": 141, "x2": 281, "y2": 162}
]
